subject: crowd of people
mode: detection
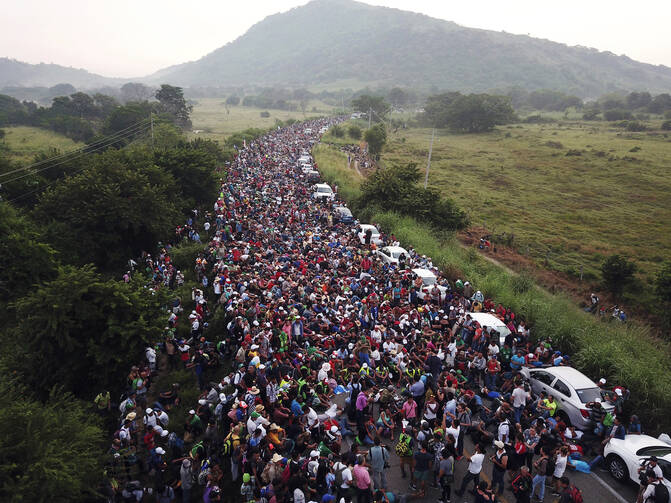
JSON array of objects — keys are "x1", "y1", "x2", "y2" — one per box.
[{"x1": 101, "y1": 119, "x2": 651, "y2": 503}]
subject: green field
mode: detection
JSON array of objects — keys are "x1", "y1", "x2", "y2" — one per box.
[
  {"x1": 188, "y1": 98, "x2": 338, "y2": 144},
  {"x1": 2, "y1": 126, "x2": 82, "y2": 162},
  {"x1": 376, "y1": 121, "x2": 671, "y2": 287}
]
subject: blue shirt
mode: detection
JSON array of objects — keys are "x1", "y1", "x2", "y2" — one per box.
[{"x1": 510, "y1": 355, "x2": 525, "y2": 370}]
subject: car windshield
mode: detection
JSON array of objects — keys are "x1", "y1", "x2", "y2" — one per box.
[
  {"x1": 575, "y1": 387, "x2": 602, "y2": 403},
  {"x1": 421, "y1": 276, "x2": 436, "y2": 285},
  {"x1": 636, "y1": 446, "x2": 671, "y2": 457},
  {"x1": 317, "y1": 187, "x2": 331, "y2": 193}
]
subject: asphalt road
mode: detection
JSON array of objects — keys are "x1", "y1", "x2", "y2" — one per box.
[
  {"x1": 383, "y1": 433, "x2": 639, "y2": 503},
  {"x1": 344, "y1": 424, "x2": 640, "y2": 503}
]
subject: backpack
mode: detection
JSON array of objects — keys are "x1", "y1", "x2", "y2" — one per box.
[
  {"x1": 395, "y1": 433, "x2": 413, "y2": 457},
  {"x1": 567, "y1": 485, "x2": 584, "y2": 503},
  {"x1": 334, "y1": 465, "x2": 346, "y2": 486},
  {"x1": 655, "y1": 483, "x2": 670, "y2": 503},
  {"x1": 546, "y1": 457, "x2": 556, "y2": 477},
  {"x1": 512, "y1": 473, "x2": 531, "y2": 494}
]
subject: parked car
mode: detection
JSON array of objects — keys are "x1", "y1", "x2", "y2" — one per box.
[
  {"x1": 356, "y1": 224, "x2": 383, "y2": 246},
  {"x1": 465, "y1": 312, "x2": 511, "y2": 346},
  {"x1": 520, "y1": 366, "x2": 615, "y2": 430},
  {"x1": 604, "y1": 434, "x2": 671, "y2": 489},
  {"x1": 334, "y1": 206, "x2": 353, "y2": 223},
  {"x1": 306, "y1": 170, "x2": 320, "y2": 182},
  {"x1": 312, "y1": 183, "x2": 335, "y2": 201},
  {"x1": 410, "y1": 268, "x2": 447, "y2": 301},
  {"x1": 376, "y1": 246, "x2": 409, "y2": 265},
  {"x1": 304, "y1": 128, "x2": 313, "y2": 134}
]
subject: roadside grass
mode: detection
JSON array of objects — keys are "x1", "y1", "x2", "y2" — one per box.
[
  {"x1": 313, "y1": 141, "x2": 671, "y2": 432},
  {"x1": 187, "y1": 98, "x2": 337, "y2": 144},
  {"x1": 1, "y1": 125, "x2": 82, "y2": 162},
  {"x1": 380, "y1": 122, "x2": 671, "y2": 295}
]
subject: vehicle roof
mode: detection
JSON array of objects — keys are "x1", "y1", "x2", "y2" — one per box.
[
  {"x1": 336, "y1": 207, "x2": 352, "y2": 215},
  {"x1": 467, "y1": 312, "x2": 506, "y2": 327},
  {"x1": 530, "y1": 366, "x2": 598, "y2": 389},
  {"x1": 613, "y1": 435, "x2": 671, "y2": 460},
  {"x1": 315, "y1": 183, "x2": 332, "y2": 189},
  {"x1": 359, "y1": 224, "x2": 379, "y2": 232},
  {"x1": 383, "y1": 246, "x2": 408, "y2": 254},
  {"x1": 412, "y1": 268, "x2": 437, "y2": 279}
]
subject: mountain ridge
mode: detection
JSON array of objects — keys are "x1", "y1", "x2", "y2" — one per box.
[{"x1": 3, "y1": 0, "x2": 671, "y2": 97}]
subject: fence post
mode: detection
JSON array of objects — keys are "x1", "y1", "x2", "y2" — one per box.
[{"x1": 580, "y1": 265, "x2": 583, "y2": 282}]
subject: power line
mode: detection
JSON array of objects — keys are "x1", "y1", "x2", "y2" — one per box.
[
  {"x1": 0, "y1": 118, "x2": 151, "y2": 180},
  {"x1": 5, "y1": 130, "x2": 151, "y2": 205},
  {"x1": 0, "y1": 122, "x2": 151, "y2": 185}
]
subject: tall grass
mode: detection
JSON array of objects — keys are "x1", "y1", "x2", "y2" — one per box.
[{"x1": 314, "y1": 143, "x2": 671, "y2": 432}]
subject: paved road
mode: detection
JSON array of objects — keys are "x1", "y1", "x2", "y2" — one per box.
[{"x1": 367, "y1": 432, "x2": 639, "y2": 503}]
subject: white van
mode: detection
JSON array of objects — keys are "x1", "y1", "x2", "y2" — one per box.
[
  {"x1": 466, "y1": 312, "x2": 511, "y2": 345},
  {"x1": 312, "y1": 183, "x2": 335, "y2": 201}
]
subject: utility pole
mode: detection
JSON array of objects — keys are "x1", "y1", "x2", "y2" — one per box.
[
  {"x1": 368, "y1": 107, "x2": 372, "y2": 129},
  {"x1": 424, "y1": 127, "x2": 435, "y2": 189},
  {"x1": 150, "y1": 112, "x2": 154, "y2": 150}
]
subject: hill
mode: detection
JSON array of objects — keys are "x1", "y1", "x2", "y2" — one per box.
[
  {"x1": 0, "y1": 57, "x2": 121, "y2": 89},
  {"x1": 148, "y1": 0, "x2": 671, "y2": 97}
]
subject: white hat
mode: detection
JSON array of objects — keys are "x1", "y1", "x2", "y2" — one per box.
[
  {"x1": 494, "y1": 440, "x2": 504, "y2": 449},
  {"x1": 362, "y1": 363, "x2": 368, "y2": 369},
  {"x1": 310, "y1": 450, "x2": 319, "y2": 458},
  {"x1": 198, "y1": 399, "x2": 207, "y2": 406},
  {"x1": 599, "y1": 378, "x2": 606, "y2": 385},
  {"x1": 155, "y1": 447, "x2": 166, "y2": 455},
  {"x1": 145, "y1": 408, "x2": 153, "y2": 414},
  {"x1": 330, "y1": 425, "x2": 339, "y2": 433},
  {"x1": 189, "y1": 409, "x2": 196, "y2": 415},
  {"x1": 615, "y1": 388, "x2": 623, "y2": 396},
  {"x1": 160, "y1": 429, "x2": 169, "y2": 437}
]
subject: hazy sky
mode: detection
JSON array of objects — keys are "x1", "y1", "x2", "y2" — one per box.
[{"x1": 2, "y1": 0, "x2": 670, "y2": 77}]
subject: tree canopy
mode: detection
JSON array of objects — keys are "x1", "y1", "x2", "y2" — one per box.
[
  {"x1": 422, "y1": 92, "x2": 516, "y2": 132},
  {"x1": 155, "y1": 85, "x2": 193, "y2": 129}
]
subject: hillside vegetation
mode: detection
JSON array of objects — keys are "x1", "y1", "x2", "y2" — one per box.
[{"x1": 152, "y1": 0, "x2": 671, "y2": 96}]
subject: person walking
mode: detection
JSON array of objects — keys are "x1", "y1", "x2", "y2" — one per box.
[
  {"x1": 490, "y1": 440, "x2": 508, "y2": 496},
  {"x1": 531, "y1": 446, "x2": 549, "y2": 501},
  {"x1": 455, "y1": 443, "x2": 485, "y2": 497},
  {"x1": 438, "y1": 446, "x2": 456, "y2": 503},
  {"x1": 367, "y1": 437, "x2": 389, "y2": 491}
]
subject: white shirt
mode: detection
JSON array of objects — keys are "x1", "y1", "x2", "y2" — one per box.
[
  {"x1": 468, "y1": 453, "x2": 485, "y2": 474},
  {"x1": 554, "y1": 454, "x2": 568, "y2": 477},
  {"x1": 157, "y1": 410, "x2": 169, "y2": 427},
  {"x1": 293, "y1": 488, "x2": 306, "y2": 503},
  {"x1": 498, "y1": 421, "x2": 510, "y2": 443},
  {"x1": 445, "y1": 426, "x2": 460, "y2": 447},
  {"x1": 307, "y1": 408, "x2": 319, "y2": 428},
  {"x1": 487, "y1": 344, "x2": 500, "y2": 357},
  {"x1": 144, "y1": 414, "x2": 158, "y2": 429},
  {"x1": 512, "y1": 387, "x2": 527, "y2": 408},
  {"x1": 145, "y1": 347, "x2": 156, "y2": 363}
]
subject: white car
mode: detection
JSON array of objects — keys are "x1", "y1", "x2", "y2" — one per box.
[
  {"x1": 376, "y1": 246, "x2": 409, "y2": 265},
  {"x1": 312, "y1": 183, "x2": 335, "y2": 201},
  {"x1": 520, "y1": 366, "x2": 615, "y2": 430},
  {"x1": 356, "y1": 224, "x2": 383, "y2": 246},
  {"x1": 304, "y1": 128, "x2": 313, "y2": 134},
  {"x1": 604, "y1": 434, "x2": 671, "y2": 489},
  {"x1": 466, "y1": 312, "x2": 511, "y2": 346},
  {"x1": 413, "y1": 268, "x2": 448, "y2": 301}
]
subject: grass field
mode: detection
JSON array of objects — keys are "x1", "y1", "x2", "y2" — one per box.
[
  {"x1": 188, "y1": 98, "x2": 338, "y2": 144},
  {"x1": 376, "y1": 121, "x2": 671, "y2": 288},
  {"x1": 2, "y1": 126, "x2": 82, "y2": 162}
]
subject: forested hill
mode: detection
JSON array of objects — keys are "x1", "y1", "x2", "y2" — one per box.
[
  {"x1": 148, "y1": 0, "x2": 671, "y2": 97},
  {"x1": 0, "y1": 58, "x2": 121, "y2": 88}
]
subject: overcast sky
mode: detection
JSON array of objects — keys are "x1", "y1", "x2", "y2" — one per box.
[{"x1": 2, "y1": 0, "x2": 670, "y2": 78}]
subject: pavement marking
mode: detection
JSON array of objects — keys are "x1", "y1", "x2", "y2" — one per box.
[{"x1": 590, "y1": 471, "x2": 630, "y2": 503}]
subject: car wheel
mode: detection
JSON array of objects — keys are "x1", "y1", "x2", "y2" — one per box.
[{"x1": 607, "y1": 454, "x2": 629, "y2": 483}]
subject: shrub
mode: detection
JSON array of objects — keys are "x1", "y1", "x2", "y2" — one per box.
[
  {"x1": 260, "y1": 111, "x2": 270, "y2": 118},
  {"x1": 604, "y1": 109, "x2": 633, "y2": 121},
  {"x1": 348, "y1": 125, "x2": 362, "y2": 140},
  {"x1": 601, "y1": 254, "x2": 636, "y2": 297},
  {"x1": 331, "y1": 125, "x2": 345, "y2": 138},
  {"x1": 661, "y1": 120, "x2": 671, "y2": 131},
  {"x1": 511, "y1": 272, "x2": 534, "y2": 294},
  {"x1": 625, "y1": 121, "x2": 647, "y2": 132}
]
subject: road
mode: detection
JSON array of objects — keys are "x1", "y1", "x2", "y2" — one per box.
[{"x1": 368, "y1": 432, "x2": 639, "y2": 503}]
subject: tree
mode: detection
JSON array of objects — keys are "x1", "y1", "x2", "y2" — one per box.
[
  {"x1": 34, "y1": 148, "x2": 179, "y2": 269},
  {"x1": 422, "y1": 92, "x2": 462, "y2": 127},
  {"x1": 351, "y1": 95, "x2": 390, "y2": 122},
  {"x1": 348, "y1": 124, "x2": 362, "y2": 140},
  {"x1": 0, "y1": 379, "x2": 104, "y2": 502},
  {"x1": 10, "y1": 264, "x2": 168, "y2": 399},
  {"x1": 120, "y1": 82, "x2": 153, "y2": 103},
  {"x1": 388, "y1": 87, "x2": 409, "y2": 107},
  {"x1": 47, "y1": 83, "x2": 76, "y2": 98},
  {"x1": 364, "y1": 123, "x2": 387, "y2": 158},
  {"x1": 0, "y1": 202, "x2": 58, "y2": 308},
  {"x1": 155, "y1": 84, "x2": 193, "y2": 129},
  {"x1": 601, "y1": 254, "x2": 636, "y2": 297},
  {"x1": 226, "y1": 95, "x2": 240, "y2": 106},
  {"x1": 446, "y1": 94, "x2": 516, "y2": 133}
]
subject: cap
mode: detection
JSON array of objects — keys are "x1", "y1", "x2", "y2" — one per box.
[
  {"x1": 310, "y1": 450, "x2": 320, "y2": 458},
  {"x1": 494, "y1": 440, "x2": 504, "y2": 449},
  {"x1": 599, "y1": 378, "x2": 606, "y2": 385},
  {"x1": 155, "y1": 447, "x2": 166, "y2": 455},
  {"x1": 145, "y1": 408, "x2": 153, "y2": 414},
  {"x1": 243, "y1": 473, "x2": 251, "y2": 483},
  {"x1": 189, "y1": 409, "x2": 196, "y2": 415}
]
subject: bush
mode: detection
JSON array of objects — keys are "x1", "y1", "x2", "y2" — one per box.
[
  {"x1": 604, "y1": 109, "x2": 633, "y2": 121},
  {"x1": 625, "y1": 121, "x2": 647, "y2": 132},
  {"x1": 348, "y1": 125, "x2": 362, "y2": 140},
  {"x1": 511, "y1": 272, "x2": 534, "y2": 294},
  {"x1": 260, "y1": 111, "x2": 270, "y2": 118},
  {"x1": 331, "y1": 125, "x2": 345, "y2": 138},
  {"x1": 661, "y1": 120, "x2": 671, "y2": 131},
  {"x1": 601, "y1": 254, "x2": 636, "y2": 297}
]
